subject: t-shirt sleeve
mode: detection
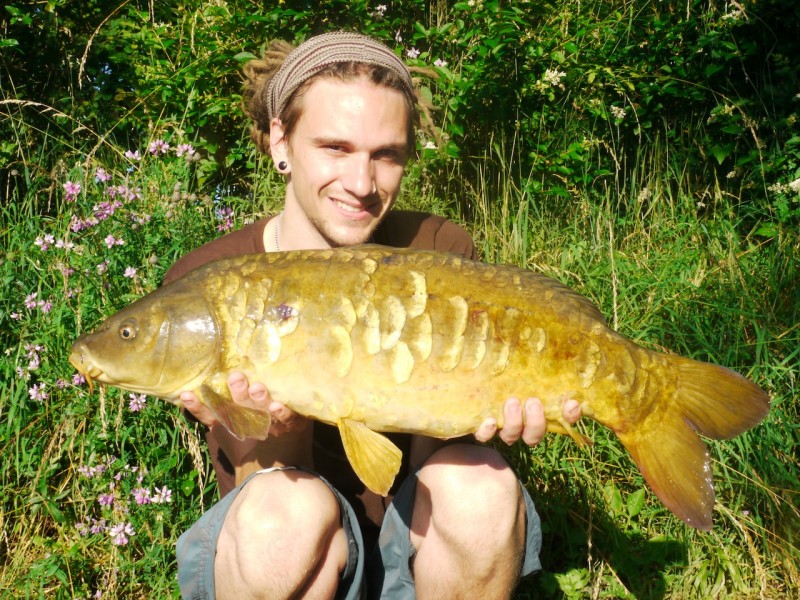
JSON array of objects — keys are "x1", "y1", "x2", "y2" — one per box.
[
  {"x1": 162, "y1": 219, "x2": 268, "y2": 286},
  {"x1": 375, "y1": 211, "x2": 477, "y2": 260}
]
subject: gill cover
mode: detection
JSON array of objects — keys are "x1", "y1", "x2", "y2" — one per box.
[{"x1": 70, "y1": 286, "x2": 220, "y2": 399}]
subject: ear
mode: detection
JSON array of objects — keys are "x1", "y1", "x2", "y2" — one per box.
[{"x1": 269, "y1": 118, "x2": 289, "y2": 165}]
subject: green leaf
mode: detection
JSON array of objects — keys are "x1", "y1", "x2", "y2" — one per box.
[
  {"x1": 627, "y1": 488, "x2": 646, "y2": 518},
  {"x1": 233, "y1": 51, "x2": 257, "y2": 62},
  {"x1": 754, "y1": 222, "x2": 777, "y2": 237},
  {"x1": 710, "y1": 145, "x2": 732, "y2": 164}
]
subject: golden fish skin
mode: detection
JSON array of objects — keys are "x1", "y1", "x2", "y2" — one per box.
[{"x1": 69, "y1": 245, "x2": 769, "y2": 530}]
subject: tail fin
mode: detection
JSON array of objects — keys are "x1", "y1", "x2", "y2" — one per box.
[{"x1": 616, "y1": 356, "x2": 769, "y2": 530}]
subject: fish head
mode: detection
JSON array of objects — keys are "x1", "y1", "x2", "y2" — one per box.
[{"x1": 69, "y1": 286, "x2": 220, "y2": 400}]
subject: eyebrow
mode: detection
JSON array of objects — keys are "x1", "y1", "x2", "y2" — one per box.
[{"x1": 311, "y1": 136, "x2": 409, "y2": 155}]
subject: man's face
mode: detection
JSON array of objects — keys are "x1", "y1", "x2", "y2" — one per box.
[{"x1": 272, "y1": 77, "x2": 411, "y2": 248}]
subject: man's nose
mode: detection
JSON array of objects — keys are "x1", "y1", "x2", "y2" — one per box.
[{"x1": 341, "y1": 154, "x2": 376, "y2": 198}]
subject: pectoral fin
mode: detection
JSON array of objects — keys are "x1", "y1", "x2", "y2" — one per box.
[
  {"x1": 196, "y1": 384, "x2": 272, "y2": 441},
  {"x1": 338, "y1": 419, "x2": 402, "y2": 496}
]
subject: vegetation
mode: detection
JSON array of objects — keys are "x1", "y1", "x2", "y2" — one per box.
[{"x1": 1, "y1": 0, "x2": 798, "y2": 597}]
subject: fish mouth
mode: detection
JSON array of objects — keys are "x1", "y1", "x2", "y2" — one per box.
[{"x1": 69, "y1": 347, "x2": 104, "y2": 393}]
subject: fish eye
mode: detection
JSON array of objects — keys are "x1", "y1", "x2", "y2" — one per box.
[{"x1": 119, "y1": 321, "x2": 137, "y2": 341}]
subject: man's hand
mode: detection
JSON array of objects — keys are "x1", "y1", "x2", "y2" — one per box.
[
  {"x1": 473, "y1": 397, "x2": 582, "y2": 445},
  {"x1": 180, "y1": 372, "x2": 311, "y2": 469},
  {"x1": 180, "y1": 372, "x2": 309, "y2": 435}
]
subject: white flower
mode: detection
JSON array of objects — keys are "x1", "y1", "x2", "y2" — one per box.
[
  {"x1": 434, "y1": 58, "x2": 448, "y2": 68},
  {"x1": 543, "y1": 68, "x2": 566, "y2": 87},
  {"x1": 407, "y1": 47, "x2": 420, "y2": 60},
  {"x1": 423, "y1": 141, "x2": 436, "y2": 150},
  {"x1": 610, "y1": 105, "x2": 627, "y2": 120},
  {"x1": 789, "y1": 178, "x2": 800, "y2": 193}
]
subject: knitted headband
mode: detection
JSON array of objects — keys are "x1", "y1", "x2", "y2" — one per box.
[{"x1": 266, "y1": 31, "x2": 415, "y2": 120}]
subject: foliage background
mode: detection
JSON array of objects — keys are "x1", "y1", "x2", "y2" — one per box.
[{"x1": 1, "y1": 0, "x2": 798, "y2": 598}]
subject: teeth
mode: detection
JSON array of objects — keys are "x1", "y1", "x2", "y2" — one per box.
[{"x1": 334, "y1": 199, "x2": 362, "y2": 213}]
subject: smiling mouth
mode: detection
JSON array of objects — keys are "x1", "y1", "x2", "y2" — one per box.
[{"x1": 331, "y1": 197, "x2": 382, "y2": 216}]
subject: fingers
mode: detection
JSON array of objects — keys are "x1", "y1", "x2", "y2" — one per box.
[
  {"x1": 521, "y1": 398, "x2": 546, "y2": 446},
  {"x1": 180, "y1": 391, "x2": 219, "y2": 427},
  {"x1": 225, "y1": 372, "x2": 308, "y2": 436},
  {"x1": 563, "y1": 398, "x2": 581, "y2": 423},
  {"x1": 474, "y1": 417, "x2": 498, "y2": 443},
  {"x1": 498, "y1": 397, "x2": 524, "y2": 445},
  {"x1": 476, "y1": 397, "x2": 579, "y2": 447},
  {"x1": 227, "y1": 372, "x2": 270, "y2": 412}
]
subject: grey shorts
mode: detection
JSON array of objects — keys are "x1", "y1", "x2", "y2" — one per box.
[{"x1": 176, "y1": 465, "x2": 542, "y2": 599}]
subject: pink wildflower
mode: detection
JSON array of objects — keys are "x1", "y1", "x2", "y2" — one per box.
[
  {"x1": 151, "y1": 486, "x2": 173, "y2": 504},
  {"x1": 109, "y1": 522, "x2": 135, "y2": 546},
  {"x1": 132, "y1": 487, "x2": 151, "y2": 505},
  {"x1": 98, "y1": 493, "x2": 115, "y2": 507},
  {"x1": 176, "y1": 143, "x2": 196, "y2": 158},
  {"x1": 128, "y1": 393, "x2": 147, "y2": 411},
  {"x1": 104, "y1": 234, "x2": 124, "y2": 248},
  {"x1": 124, "y1": 149, "x2": 142, "y2": 161},
  {"x1": 124, "y1": 267, "x2": 137, "y2": 279},
  {"x1": 28, "y1": 383, "x2": 48, "y2": 402},
  {"x1": 63, "y1": 181, "x2": 82, "y2": 200},
  {"x1": 34, "y1": 234, "x2": 55, "y2": 251},
  {"x1": 95, "y1": 167, "x2": 113, "y2": 182},
  {"x1": 25, "y1": 293, "x2": 38, "y2": 309},
  {"x1": 148, "y1": 139, "x2": 170, "y2": 155}
]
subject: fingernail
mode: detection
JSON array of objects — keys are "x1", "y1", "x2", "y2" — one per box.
[{"x1": 525, "y1": 398, "x2": 542, "y2": 412}]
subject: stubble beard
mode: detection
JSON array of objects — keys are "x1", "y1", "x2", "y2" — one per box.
[{"x1": 313, "y1": 215, "x2": 382, "y2": 248}]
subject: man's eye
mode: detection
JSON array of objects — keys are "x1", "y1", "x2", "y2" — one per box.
[{"x1": 376, "y1": 150, "x2": 405, "y2": 163}]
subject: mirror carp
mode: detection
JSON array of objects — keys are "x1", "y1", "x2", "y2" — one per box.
[{"x1": 69, "y1": 245, "x2": 769, "y2": 529}]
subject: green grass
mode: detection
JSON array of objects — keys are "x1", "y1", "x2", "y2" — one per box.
[{"x1": 1, "y1": 129, "x2": 797, "y2": 598}]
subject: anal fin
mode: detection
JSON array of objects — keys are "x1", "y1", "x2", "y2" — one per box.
[
  {"x1": 547, "y1": 418, "x2": 593, "y2": 446},
  {"x1": 338, "y1": 419, "x2": 402, "y2": 496}
]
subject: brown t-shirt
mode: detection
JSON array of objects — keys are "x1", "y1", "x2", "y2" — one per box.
[{"x1": 163, "y1": 210, "x2": 477, "y2": 544}]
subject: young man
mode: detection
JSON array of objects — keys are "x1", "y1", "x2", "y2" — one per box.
[{"x1": 169, "y1": 32, "x2": 581, "y2": 599}]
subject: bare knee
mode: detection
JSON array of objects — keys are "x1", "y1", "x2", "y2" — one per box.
[
  {"x1": 417, "y1": 444, "x2": 523, "y2": 528},
  {"x1": 215, "y1": 470, "x2": 348, "y2": 600}
]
